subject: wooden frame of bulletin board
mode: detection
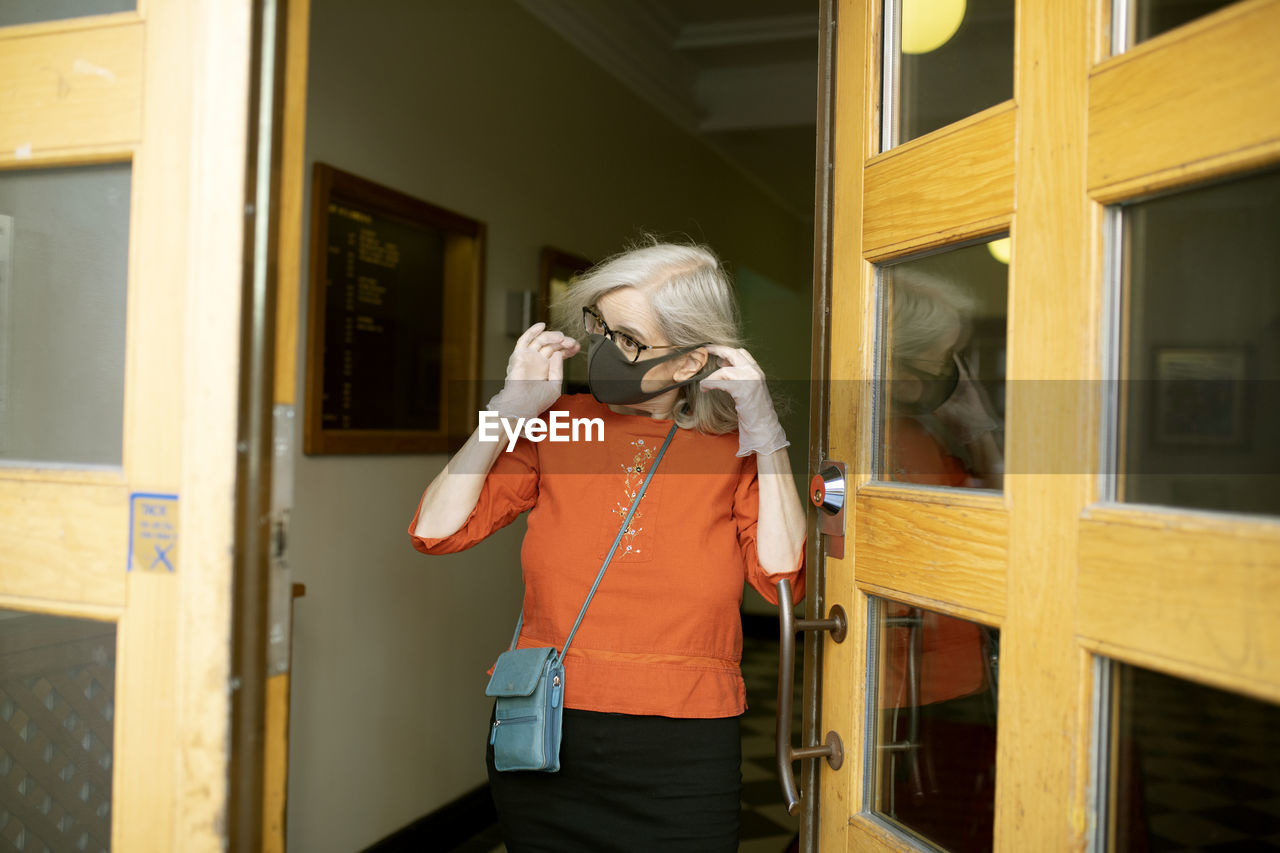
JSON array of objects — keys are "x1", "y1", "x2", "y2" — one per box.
[{"x1": 304, "y1": 163, "x2": 485, "y2": 454}]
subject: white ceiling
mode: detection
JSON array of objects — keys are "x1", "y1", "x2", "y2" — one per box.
[{"x1": 516, "y1": 0, "x2": 820, "y2": 219}]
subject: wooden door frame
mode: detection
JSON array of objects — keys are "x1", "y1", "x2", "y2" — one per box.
[
  {"x1": 816, "y1": 2, "x2": 878, "y2": 849},
  {"x1": 797, "y1": 0, "x2": 839, "y2": 848},
  {"x1": 261, "y1": 2, "x2": 311, "y2": 849},
  {"x1": 229, "y1": 0, "x2": 290, "y2": 846}
]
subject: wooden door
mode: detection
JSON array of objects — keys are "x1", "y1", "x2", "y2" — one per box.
[
  {"x1": 0, "y1": 1, "x2": 307, "y2": 849},
  {"x1": 807, "y1": 0, "x2": 1280, "y2": 850}
]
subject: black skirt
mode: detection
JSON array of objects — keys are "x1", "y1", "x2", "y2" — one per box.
[{"x1": 486, "y1": 708, "x2": 742, "y2": 853}]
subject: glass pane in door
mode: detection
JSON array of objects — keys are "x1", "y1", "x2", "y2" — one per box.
[
  {"x1": 1126, "y1": 0, "x2": 1237, "y2": 47},
  {"x1": 0, "y1": 609, "x2": 117, "y2": 852},
  {"x1": 879, "y1": 240, "x2": 1008, "y2": 491},
  {"x1": 1118, "y1": 167, "x2": 1280, "y2": 516},
  {"x1": 1105, "y1": 662, "x2": 1280, "y2": 851},
  {"x1": 0, "y1": 0, "x2": 134, "y2": 28},
  {"x1": 0, "y1": 165, "x2": 130, "y2": 467},
  {"x1": 869, "y1": 598, "x2": 1000, "y2": 852},
  {"x1": 883, "y1": 0, "x2": 1015, "y2": 147}
]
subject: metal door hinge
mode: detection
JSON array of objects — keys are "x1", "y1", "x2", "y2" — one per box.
[{"x1": 268, "y1": 404, "x2": 296, "y2": 675}]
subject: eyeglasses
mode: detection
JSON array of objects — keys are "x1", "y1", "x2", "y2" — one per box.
[{"x1": 583, "y1": 306, "x2": 688, "y2": 363}]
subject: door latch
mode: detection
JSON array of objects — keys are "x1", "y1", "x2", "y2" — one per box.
[{"x1": 810, "y1": 461, "x2": 847, "y2": 558}]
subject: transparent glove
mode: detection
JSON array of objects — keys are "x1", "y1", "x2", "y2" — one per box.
[
  {"x1": 486, "y1": 322, "x2": 580, "y2": 420},
  {"x1": 699, "y1": 345, "x2": 789, "y2": 457}
]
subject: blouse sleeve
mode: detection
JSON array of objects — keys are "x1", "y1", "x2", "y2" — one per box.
[
  {"x1": 733, "y1": 454, "x2": 806, "y2": 605},
  {"x1": 408, "y1": 436, "x2": 539, "y2": 555}
]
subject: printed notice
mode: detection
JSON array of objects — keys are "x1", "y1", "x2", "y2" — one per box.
[
  {"x1": 129, "y1": 493, "x2": 179, "y2": 572},
  {"x1": 321, "y1": 198, "x2": 444, "y2": 432}
]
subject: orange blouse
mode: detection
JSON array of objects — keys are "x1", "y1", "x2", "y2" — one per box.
[{"x1": 409, "y1": 394, "x2": 805, "y2": 719}]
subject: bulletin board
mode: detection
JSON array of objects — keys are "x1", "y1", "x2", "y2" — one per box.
[{"x1": 304, "y1": 164, "x2": 484, "y2": 454}]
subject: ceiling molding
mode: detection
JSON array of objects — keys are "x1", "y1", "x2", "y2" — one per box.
[
  {"x1": 515, "y1": 0, "x2": 703, "y2": 131},
  {"x1": 673, "y1": 14, "x2": 816, "y2": 50},
  {"x1": 516, "y1": 0, "x2": 819, "y2": 224}
]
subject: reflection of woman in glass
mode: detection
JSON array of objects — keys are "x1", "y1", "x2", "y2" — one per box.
[
  {"x1": 888, "y1": 271, "x2": 1003, "y2": 490},
  {"x1": 879, "y1": 271, "x2": 1000, "y2": 853}
]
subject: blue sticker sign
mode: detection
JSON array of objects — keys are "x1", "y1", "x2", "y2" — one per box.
[{"x1": 129, "y1": 493, "x2": 179, "y2": 572}]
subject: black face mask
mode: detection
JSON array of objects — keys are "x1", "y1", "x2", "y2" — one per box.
[
  {"x1": 894, "y1": 355, "x2": 961, "y2": 416},
  {"x1": 586, "y1": 334, "x2": 704, "y2": 406}
]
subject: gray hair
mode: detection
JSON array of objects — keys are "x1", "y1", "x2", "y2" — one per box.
[
  {"x1": 889, "y1": 269, "x2": 976, "y2": 361},
  {"x1": 550, "y1": 240, "x2": 743, "y2": 433}
]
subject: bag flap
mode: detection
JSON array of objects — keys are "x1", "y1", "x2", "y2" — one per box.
[{"x1": 485, "y1": 647, "x2": 557, "y2": 697}]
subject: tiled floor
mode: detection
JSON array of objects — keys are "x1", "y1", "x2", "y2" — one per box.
[
  {"x1": 737, "y1": 632, "x2": 804, "y2": 853},
  {"x1": 1120, "y1": 666, "x2": 1280, "y2": 852},
  {"x1": 737, "y1": 627, "x2": 803, "y2": 845},
  {"x1": 454, "y1": 632, "x2": 801, "y2": 853}
]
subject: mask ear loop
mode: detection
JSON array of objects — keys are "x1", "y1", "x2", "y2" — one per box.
[
  {"x1": 646, "y1": 344, "x2": 713, "y2": 399},
  {"x1": 669, "y1": 345, "x2": 720, "y2": 416},
  {"x1": 677, "y1": 343, "x2": 716, "y2": 380}
]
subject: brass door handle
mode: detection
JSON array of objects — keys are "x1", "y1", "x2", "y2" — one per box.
[{"x1": 776, "y1": 577, "x2": 847, "y2": 816}]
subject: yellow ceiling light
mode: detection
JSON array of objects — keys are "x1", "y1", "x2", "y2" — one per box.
[
  {"x1": 902, "y1": 0, "x2": 967, "y2": 54},
  {"x1": 987, "y1": 237, "x2": 1011, "y2": 265}
]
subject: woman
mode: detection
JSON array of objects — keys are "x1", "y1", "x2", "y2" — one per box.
[
  {"x1": 409, "y1": 241, "x2": 806, "y2": 852},
  {"x1": 887, "y1": 271, "x2": 1003, "y2": 490}
]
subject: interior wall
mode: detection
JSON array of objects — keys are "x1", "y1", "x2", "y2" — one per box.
[
  {"x1": 287, "y1": 2, "x2": 812, "y2": 850},
  {"x1": 736, "y1": 266, "x2": 814, "y2": 614}
]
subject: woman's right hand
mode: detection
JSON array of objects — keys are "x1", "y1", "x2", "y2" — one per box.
[{"x1": 487, "y1": 322, "x2": 581, "y2": 419}]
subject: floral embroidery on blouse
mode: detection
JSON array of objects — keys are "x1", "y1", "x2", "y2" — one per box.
[{"x1": 614, "y1": 438, "x2": 656, "y2": 556}]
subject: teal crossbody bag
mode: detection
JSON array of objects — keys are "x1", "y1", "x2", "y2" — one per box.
[{"x1": 485, "y1": 424, "x2": 677, "y2": 772}]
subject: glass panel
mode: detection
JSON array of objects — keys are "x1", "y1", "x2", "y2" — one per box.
[
  {"x1": 1126, "y1": 0, "x2": 1237, "y2": 48},
  {"x1": 0, "y1": 0, "x2": 134, "y2": 28},
  {"x1": 884, "y1": 0, "x2": 1016, "y2": 147},
  {"x1": 1118, "y1": 167, "x2": 1280, "y2": 516},
  {"x1": 0, "y1": 165, "x2": 130, "y2": 467},
  {"x1": 1107, "y1": 662, "x2": 1280, "y2": 851},
  {"x1": 0, "y1": 608, "x2": 116, "y2": 852},
  {"x1": 870, "y1": 598, "x2": 999, "y2": 852},
  {"x1": 879, "y1": 240, "x2": 1008, "y2": 491}
]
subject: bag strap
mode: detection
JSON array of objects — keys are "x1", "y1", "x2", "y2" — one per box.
[{"x1": 507, "y1": 423, "x2": 679, "y2": 656}]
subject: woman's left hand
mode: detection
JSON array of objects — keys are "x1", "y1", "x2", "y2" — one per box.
[{"x1": 700, "y1": 345, "x2": 789, "y2": 457}]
